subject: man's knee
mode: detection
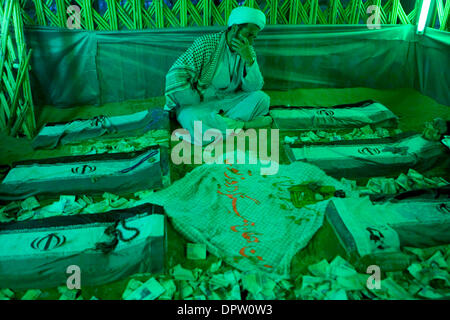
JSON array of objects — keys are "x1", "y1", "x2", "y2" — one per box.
[{"x1": 252, "y1": 90, "x2": 270, "y2": 114}]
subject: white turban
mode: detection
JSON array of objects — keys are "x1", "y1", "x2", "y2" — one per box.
[{"x1": 227, "y1": 6, "x2": 266, "y2": 30}]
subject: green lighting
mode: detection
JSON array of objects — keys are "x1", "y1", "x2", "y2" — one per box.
[{"x1": 417, "y1": 0, "x2": 432, "y2": 34}]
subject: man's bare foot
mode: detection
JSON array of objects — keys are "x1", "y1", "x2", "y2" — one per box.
[
  {"x1": 244, "y1": 116, "x2": 273, "y2": 129},
  {"x1": 218, "y1": 114, "x2": 245, "y2": 131}
]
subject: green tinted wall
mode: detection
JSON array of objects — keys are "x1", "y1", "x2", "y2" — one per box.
[{"x1": 23, "y1": 24, "x2": 449, "y2": 108}]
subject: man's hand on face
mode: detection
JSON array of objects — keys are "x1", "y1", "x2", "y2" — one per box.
[{"x1": 231, "y1": 36, "x2": 255, "y2": 66}]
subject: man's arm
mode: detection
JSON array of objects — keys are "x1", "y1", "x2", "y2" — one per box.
[
  {"x1": 241, "y1": 56, "x2": 264, "y2": 92},
  {"x1": 231, "y1": 38, "x2": 264, "y2": 92}
]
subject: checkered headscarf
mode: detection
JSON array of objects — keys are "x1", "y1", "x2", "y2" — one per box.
[{"x1": 164, "y1": 31, "x2": 227, "y2": 111}]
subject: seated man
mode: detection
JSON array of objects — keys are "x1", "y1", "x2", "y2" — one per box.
[{"x1": 164, "y1": 6, "x2": 272, "y2": 146}]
